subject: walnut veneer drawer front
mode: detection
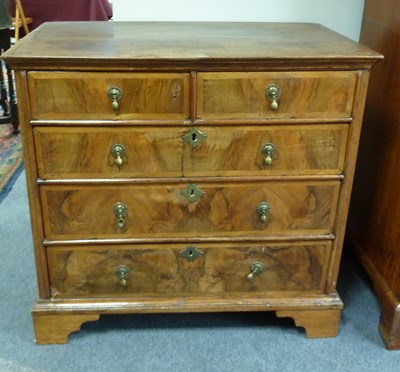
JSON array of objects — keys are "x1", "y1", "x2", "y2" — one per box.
[
  {"x1": 47, "y1": 242, "x2": 331, "y2": 298},
  {"x1": 28, "y1": 72, "x2": 190, "y2": 120},
  {"x1": 34, "y1": 124, "x2": 348, "y2": 179},
  {"x1": 34, "y1": 126, "x2": 184, "y2": 178},
  {"x1": 41, "y1": 181, "x2": 340, "y2": 240},
  {"x1": 197, "y1": 72, "x2": 357, "y2": 119},
  {"x1": 183, "y1": 124, "x2": 349, "y2": 177}
]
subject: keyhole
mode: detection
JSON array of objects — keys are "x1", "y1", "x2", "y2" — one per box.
[
  {"x1": 192, "y1": 133, "x2": 197, "y2": 142},
  {"x1": 188, "y1": 249, "x2": 193, "y2": 257}
]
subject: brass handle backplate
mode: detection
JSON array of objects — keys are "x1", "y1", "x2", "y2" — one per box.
[
  {"x1": 116, "y1": 265, "x2": 130, "y2": 287},
  {"x1": 110, "y1": 144, "x2": 126, "y2": 168},
  {"x1": 256, "y1": 201, "x2": 271, "y2": 223},
  {"x1": 265, "y1": 84, "x2": 281, "y2": 111},
  {"x1": 247, "y1": 262, "x2": 265, "y2": 281},
  {"x1": 107, "y1": 85, "x2": 123, "y2": 112},
  {"x1": 261, "y1": 142, "x2": 277, "y2": 166},
  {"x1": 113, "y1": 202, "x2": 128, "y2": 228}
]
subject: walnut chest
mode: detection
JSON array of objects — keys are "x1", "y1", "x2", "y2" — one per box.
[{"x1": 3, "y1": 22, "x2": 382, "y2": 344}]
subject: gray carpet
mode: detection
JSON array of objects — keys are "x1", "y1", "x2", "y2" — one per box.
[{"x1": 1, "y1": 171, "x2": 400, "y2": 372}]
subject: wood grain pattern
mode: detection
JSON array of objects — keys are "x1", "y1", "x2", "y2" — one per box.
[
  {"x1": 32, "y1": 292, "x2": 343, "y2": 313},
  {"x1": 46, "y1": 242, "x2": 331, "y2": 298},
  {"x1": 30, "y1": 291, "x2": 343, "y2": 341},
  {"x1": 183, "y1": 124, "x2": 349, "y2": 177},
  {"x1": 34, "y1": 124, "x2": 349, "y2": 179},
  {"x1": 197, "y1": 72, "x2": 356, "y2": 119},
  {"x1": 14, "y1": 72, "x2": 52, "y2": 298},
  {"x1": 32, "y1": 313, "x2": 100, "y2": 344},
  {"x1": 347, "y1": 0, "x2": 400, "y2": 349},
  {"x1": 276, "y1": 309, "x2": 341, "y2": 338},
  {"x1": 2, "y1": 22, "x2": 382, "y2": 71},
  {"x1": 28, "y1": 72, "x2": 190, "y2": 120},
  {"x1": 349, "y1": 12, "x2": 400, "y2": 297},
  {"x1": 40, "y1": 181, "x2": 340, "y2": 240},
  {"x1": 34, "y1": 126, "x2": 184, "y2": 179}
]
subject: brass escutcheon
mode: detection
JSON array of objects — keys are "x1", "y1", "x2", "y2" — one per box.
[
  {"x1": 180, "y1": 183, "x2": 205, "y2": 203},
  {"x1": 265, "y1": 84, "x2": 281, "y2": 111},
  {"x1": 183, "y1": 127, "x2": 207, "y2": 148},
  {"x1": 180, "y1": 245, "x2": 204, "y2": 262}
]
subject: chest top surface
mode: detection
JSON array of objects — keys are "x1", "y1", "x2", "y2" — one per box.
[{"x1": 3, "y1": 21, "x2": 382, "y2": 70}]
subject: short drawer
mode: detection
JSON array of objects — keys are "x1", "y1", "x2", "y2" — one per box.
[
  {"x1": 197, "y1": 71, "x2": 357, "y2": 120},
  {"x1": 40, "y1": 180, "x2": 340, "y2": 240},
  {"x1": 47, "y1": 241, "x2": 332, "y2": 298},
  {"x1": 34, "y1": 126, "x2": 184, "y2": 179},
  {"x1": 28, "y1": 72, "x2": 190, "y2": 120},
  {"x1": 183, "y1": 124, "x2": 349, "y2": 176}
]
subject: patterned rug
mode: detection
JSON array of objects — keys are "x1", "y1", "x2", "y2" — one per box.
[{"x1": 0, "y1": 123, "x2": 23, "y2": 203}]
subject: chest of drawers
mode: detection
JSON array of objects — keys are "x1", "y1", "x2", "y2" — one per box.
[{"x1": 3, "y1": 22, "x2": 381, "y2": 344}]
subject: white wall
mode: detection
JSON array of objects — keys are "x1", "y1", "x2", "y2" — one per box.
[{"x1": 113, "y1": 0, "x2": 365, "y2": 41}]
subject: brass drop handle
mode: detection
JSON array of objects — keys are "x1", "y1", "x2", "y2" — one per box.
[
  {"x1": 116, "y1": 265, "x2": 130, "y2": 287},
  {"x1": 261, "y1": 142, "x2": 277, "y2": 166},
  {"x1": 247, "y1": 262, "x2": 265, "y2": 281},
  {"x1": 110, "y1": 144, "x2": 126, "y2": 168},
  {"x1": 256, "y1": 201, "x2": 271, "y2": 223},
  {"x1": 107, "y1": 85, "x2": 123, "y2": 112},
  {"x1": 265, "y1": 84, "x2": 281, "y2": 111},
  {"x1": 113, "y1": 202, "x2": 128, "y2": 228}
]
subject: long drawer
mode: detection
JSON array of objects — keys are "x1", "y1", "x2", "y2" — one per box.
[
  {"x1": 47, "y1": 241, "x2": 332, "y2": 298},
  {"x1": 34, "y1": 124, "x2": 348, "y2": 179},
  {"x1": 197, "y1": 71, "x2": 357, "y2": 119},
  {"x1": 40, "y1": 180, "x2": 340, "y2": 240},
  {"x1": 28, "y1": 72, "x2": 191, "y2": 120}
]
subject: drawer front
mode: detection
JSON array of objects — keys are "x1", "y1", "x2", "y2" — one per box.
[
  {"x1": 28, "y1": 72, "x2": 190, "y2": 120},
  {"x1": 34, "y1": 124, "x2": 348, "y2": 179},
  {"x1": 47, "y1": 241, "x2": 331, "y2": 298},
  {"x1": 34, "y1": 126, "x2": 184, "y2": 179},
  {"x1": 197, "y1": 71, "x2": 356, "y2": 119},
  {"x1": 183, "y1": 124, "x2": 348, "y2": 176},
  {"x1": 41, "y1": 181, "x2": 340, "y2": 240}
]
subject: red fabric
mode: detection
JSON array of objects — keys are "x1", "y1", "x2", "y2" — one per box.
[{"x1": 12, "y1": 0, "x2": 112, "y2": 30}]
